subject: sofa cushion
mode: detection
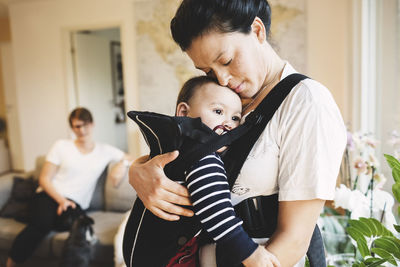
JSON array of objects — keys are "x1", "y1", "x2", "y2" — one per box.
[
  {"x1": 105, "y1": 163, "x2": 137, "y2": 212},
  {"x1": 0, "y1": 176, "x2": 38, "y2": 222},
  {"x1": 87, "y1": 167, "x2": 107, "y2": 211},
  {"x1": 0, "y1": 173, "x2": 13, "y2": 210}
]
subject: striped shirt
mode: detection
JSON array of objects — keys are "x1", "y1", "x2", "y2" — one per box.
[{"x1": 185, "y1": 153, "x2": 257, "y2": 263}]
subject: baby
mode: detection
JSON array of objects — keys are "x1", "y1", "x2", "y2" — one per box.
[{"x1": 124, "y1": 76, "x2": 269, "y2": 267}]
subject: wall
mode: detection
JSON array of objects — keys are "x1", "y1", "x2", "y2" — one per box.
[
  {"x1": 1, "y1": 43, "x2": 24, "y2": 170},
  {"x1": 8, "y1": 0, "x2": 139, "y2": 171},
  {"x1": 0, "y1": 17, "x2": 10, "y2": 133},
  {"x1": 5, "y1": 0, "x2": 354, "y2": 170},
  {"x1": 306, "y1": 0, "x2": 352, "y2": 124}
]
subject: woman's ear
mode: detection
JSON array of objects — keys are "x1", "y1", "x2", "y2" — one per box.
[
  {"x1": 251, "y1": 16, "x2": 266, "y2": 43},
  {"x1": 176, "y1": 102, "x2": 190, "y2": 117}
]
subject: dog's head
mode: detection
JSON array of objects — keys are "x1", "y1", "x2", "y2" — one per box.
[{"x1": 70, "y1": 215, "x2": 97, "y2": 244}]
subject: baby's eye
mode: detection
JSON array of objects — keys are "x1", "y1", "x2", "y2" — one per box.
[
  {"x1": 214, "y1": 109, "x2": 223, "y2": 115},
  {"x1": 232, "y1": 116, "x2": 241, "y2": 122}
]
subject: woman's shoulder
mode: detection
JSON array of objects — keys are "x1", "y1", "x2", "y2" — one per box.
[{"x1": 285, "y1": 76, "x2": 338, "y2": 109}]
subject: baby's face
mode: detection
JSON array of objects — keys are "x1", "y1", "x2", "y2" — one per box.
[{"x1": 186, "y1": 82, "x2": 242, "y2": 133}]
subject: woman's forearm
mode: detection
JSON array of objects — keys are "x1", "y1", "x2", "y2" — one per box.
[
  {"x1": 265, "y1": 199, "x2": 325, "y2": 267},
  {"x1": 265, "y1": 228, "x2": 310, "y2": 266}
]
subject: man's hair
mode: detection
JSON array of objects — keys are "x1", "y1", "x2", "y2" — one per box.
[
  {"x1": 176, "y1": 76, "x2": 219, "y2": 107},
  {"x1": 68, "y1": 107, "x2": 93, "y2": 127},
  {"x1": 171, "y1": 0, "x2": 271, "y2": 51}
]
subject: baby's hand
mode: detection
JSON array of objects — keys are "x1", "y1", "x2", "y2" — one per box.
[
  {"x1": 242, "y1": 245, "x2": 281, "y2": 267},
  {"x1": 213, "y1": 125, "x2": 229, "y2": 153}
]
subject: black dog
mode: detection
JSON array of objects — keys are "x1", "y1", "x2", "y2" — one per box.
[{"x1": 59, "y1": 214, "x2": 97, "y2": 267}]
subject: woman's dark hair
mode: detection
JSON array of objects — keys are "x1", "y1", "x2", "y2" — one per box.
[
  {"x1": 171, "y1": 0, "x2": 271, "y2": 51},
  {"x1": 68, "y1": 107, "x2": 93, "y2": 127},
  {"x1": 176, "y1": 76, "x2": 219, "y2": 107}
]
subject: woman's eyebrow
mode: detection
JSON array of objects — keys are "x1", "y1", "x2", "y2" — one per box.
[{"x1": 194, "y1": 51, "x2": 225, "y2": 70}]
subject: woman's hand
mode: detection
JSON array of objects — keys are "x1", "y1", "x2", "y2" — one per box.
[
  {"x1": 129, "y1": 151, "x2": 194, "y2": 221},
  {"x1": 242, "y1": 245, "x2": 281, "y2": 267},
  {"x1": 57, "y1": 198, "x2": 76, "y2": 215}
]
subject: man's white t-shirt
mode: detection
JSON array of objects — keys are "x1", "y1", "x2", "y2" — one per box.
[{"x1": 41, "y1": 139, "x2": 124, "y2": 209}]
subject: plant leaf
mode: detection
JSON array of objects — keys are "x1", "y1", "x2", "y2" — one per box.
[
  {"x1": 365, "y1": 257, "x2": 389, "y2": 267},
  {"x1": 369, "y1": 218, "x2": 389, "y2": 236},
  {"x1": 358, "y1": 218, "x2": 379, "y2": 236},
  {"x1": 392, "y1": 183, "x2": 400, "y2": 203},
  {"x1": 371, "y1": 248, "x2": 397, "y2": 265},
  {"x1": 347, "y1": 226, "x2": 367, "y2": 242},
  {"x1": 350, "y1": 219, "x2": 373, "y2": 236},
  {"x1": 374, "y1": 236, "x2": 400, "y2": 259},
  {"x1": 384, "y1": 154, "x2": 400, "y2": 183},
  {"x1": 357, "y1": 238, "x2": 371, "y2": 258},
  {"x1": 394, "y1": 224, "x2": 400, "y2": 234}
]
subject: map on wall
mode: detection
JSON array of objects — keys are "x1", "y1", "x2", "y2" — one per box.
[{"x1": 134, "y1": 0, "x2": 306, "y2": 115}]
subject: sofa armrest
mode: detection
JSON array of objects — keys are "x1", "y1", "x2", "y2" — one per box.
[{"x1": 0, "y1": 173, "x2": 14, "y2": 209}]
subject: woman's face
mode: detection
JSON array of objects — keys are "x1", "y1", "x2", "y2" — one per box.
[{"x1": 186, "y1": 19, "x2": 269, "y2": 100}]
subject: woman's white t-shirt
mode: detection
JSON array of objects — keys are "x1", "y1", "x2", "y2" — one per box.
[
  {"x1": 232, "y1": 63, "x2": 347, "y2": 205},
  {"x1": 41, "y1": 139, "x2": 124, "y2": 209},
  {"x1": 199, "y1": 63, "x2": 347, "y2": 267}
]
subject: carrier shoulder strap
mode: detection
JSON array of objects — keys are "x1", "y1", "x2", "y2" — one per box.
[{"x1": 224, "y1": 73, "x2": 308, "y2": 189}]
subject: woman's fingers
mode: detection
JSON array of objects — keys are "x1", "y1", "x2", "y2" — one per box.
[
  {"x1": 154, "y1": 151, "x2": 179, "y2": 168},
  {"x1": 129, "y1": 151, "x2": 193, "y2": 220},
  {"x1": 57, "y1": 205, "x2": 63, "y2": 215}
]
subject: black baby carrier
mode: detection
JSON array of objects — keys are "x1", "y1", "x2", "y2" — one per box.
[{"x1": 122, "y1": 74, "x2": 326, "y2": 267}]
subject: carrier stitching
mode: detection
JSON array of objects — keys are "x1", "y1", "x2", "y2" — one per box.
[
  {"x1": 130, "y1": 116, "x2": 163, "y2": 267},
  {"x1": 136, "y1": 115, "x2": 163, "y2": 154},
  {"x1": 130, "y1": 208, "x2": 147, "y2": 267}
]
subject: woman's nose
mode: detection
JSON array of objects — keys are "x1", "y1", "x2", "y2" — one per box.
[{"x1": 215, "y1": 70, "x2": 229, "y2": 87}]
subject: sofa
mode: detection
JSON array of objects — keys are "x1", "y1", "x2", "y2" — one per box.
[{"x1": 0, "y1": 156, "x2": 137, "y2": 267}]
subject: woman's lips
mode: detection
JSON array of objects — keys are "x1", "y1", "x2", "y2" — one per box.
[
  {"x1": 213, "y1": 125, "x2": 229, "y2": 135},
  {"x1": 233, "y1": 82, "x2": 244, "y2": 94}
]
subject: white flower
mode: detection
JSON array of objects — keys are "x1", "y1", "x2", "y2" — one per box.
[
  {"x1": 334, "y1": 184, "x2": 352, "y2": 210},
  {"x1": 373, "y1": 173, "x2": 387, "y2": 189},
  {"x1": 368, "y1": 153, "x2": 380, "y2": 168},
  {"x1": 354, "y1": 157, "x2": 367, "y2": 175},
  {"x1": 352, "y1": 132, "x2": 366, "y2": 151},
  {"x1": 334, "y1": 185, "x2": 369, "y2": 212}
]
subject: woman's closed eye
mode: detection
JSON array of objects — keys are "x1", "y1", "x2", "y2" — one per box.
[{"x1": 223, "y1": 59, "x2": 232, "y2": 66}]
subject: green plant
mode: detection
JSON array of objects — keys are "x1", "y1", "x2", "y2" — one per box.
[
  {"x1": 384, "y1": 154, "x2": 400, "y2": 216},
  {"x1": 345, "y1": 154, "x2": 400, "y2": 266},
  {"x1": 347, "y1": 217, "x2": 399, "y2": 266}
]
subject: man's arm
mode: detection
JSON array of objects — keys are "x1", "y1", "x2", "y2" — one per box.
[
  {"x1": 109, "y1": 154, "x2": 135, "y2": 187},
  {"x1": 39, "y1": 161, "x2": 76, "y2": 215}
]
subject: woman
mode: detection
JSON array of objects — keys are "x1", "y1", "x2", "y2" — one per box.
[
  {"x1": 7, "y1": 107, "x2": 132, "y2": 267},
  {"x1": 129, "y1": 0, "x2": 346, "y2": 266}
]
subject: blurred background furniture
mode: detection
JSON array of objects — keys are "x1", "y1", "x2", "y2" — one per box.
[{"x1": 0, "y1": 156, "x2": 136, "y2": 267}]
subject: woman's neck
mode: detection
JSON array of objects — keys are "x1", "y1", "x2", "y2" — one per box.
[
  {"x1": 74, "y1": 139, "x2": 95, "y2": 154},
  {"x1": 243, "y1": 56, "x2": 286, "y2": 114}
]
